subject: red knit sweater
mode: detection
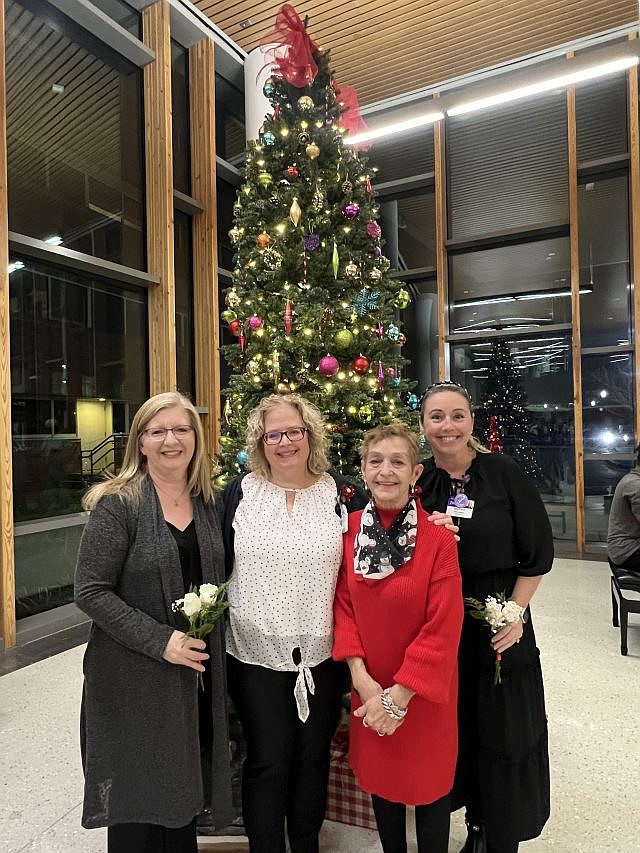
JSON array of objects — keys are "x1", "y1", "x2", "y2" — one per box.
[{"x1": 333, "y1": 502, "x2": 463, "y2": 805}]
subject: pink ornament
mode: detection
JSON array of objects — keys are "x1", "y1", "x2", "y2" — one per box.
[
  {"x1": 343, "y1": 202, "x2": 360, "y2": 219},
  {"x1": 375, "y1": 322, "x2": 383, "y2": 339},
  {"x1": 318, "y1": 354, "x2": 340, "y2": 376},
  {"x1": 248, "y1": 315, "x2": 264, "y2": 331},
  {"x1": 367, "y1": 221, "x2": 382, "y2": 238},
  {"x1": 386, "y1": 367, "x2": 396, "y2": 378}
]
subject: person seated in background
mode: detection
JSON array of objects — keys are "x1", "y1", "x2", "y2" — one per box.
[{"x1": 607, "y1": 444, "x2": 640, "y2": 571}]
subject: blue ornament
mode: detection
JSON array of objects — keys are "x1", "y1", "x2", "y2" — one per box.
[
  {"x1": 407, "y1": 394, "x2": 419, "y2": 410},
  {"x1": 263, "y1": 78, "x2": 275, "y2": 98},
  {"x1": 236, "y1": 450, "x2": 249, "y2": 466},
  {"x1": 263, "y1": 131, "x2": 276, "y2": 145},
  {"x1": 386, "y1": 324, "x2": 401, "y2": 342},
  {"x1": 393, "y1": 377, "x2": 401, "y2": 387}
]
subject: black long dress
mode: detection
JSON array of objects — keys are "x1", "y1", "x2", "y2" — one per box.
[{"x1": 417, "y1": 452, "x2": 553, "y2": 848}]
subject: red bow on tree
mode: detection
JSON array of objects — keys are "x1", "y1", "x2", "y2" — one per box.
[
  {"x1": 260, "y1": 4, "x2": 319, "y2": 87},
  {"x1": 335, "y1": 80, "x2": 369, "y2": 143}
]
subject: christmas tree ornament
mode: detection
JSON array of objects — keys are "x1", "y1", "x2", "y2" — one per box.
[
  {"x1": 305, "y1": 142, "x2": 320, "y2": 160},
  {"x1": 221, "y1": 309, "x2": 237, "y2": 323},
  {"x1": 386, "y1": 367, "x2": 396, "y2": 378},
  {"x1": 263, "y1": 77, "x2": 275, "y2": 98},
  {"x1": 258, "y1": 171, "x2": 273, "y2": 187},
  {"x1": 289, "y1": 197, "x2": 302, "y2": 226},
  {"x1": 378, "y1": 256, "x2": 391, "y2": 272},
  {"x1": 285, "y1": 165, "x2": 299, "y2": 179},
  {"x1": 228, "y1": 319, "x2": 242, "y2": 336},
  {"x1": 365, "y1": 177, "x2": 372, "y2": 193},
  {"x1": 219, "y1": 435, "x2": 233, "y2": 446},
  {"x1": 375, "y1": 321, "x2": 383, "y2": 339},
  {"x1": 269, "y1": 194, "x2": 279, "y2": 205},
  {"x1": 343, "y1": 202, "x2": 360, "y2": 219},
  {"x1": 319, "y1": 307, "x2": 332, "y2": 337},
  {"x1": 386, "y1": 324, "x2": 401, "y2": 342},
  {"x1": 214, "y1": 474, "x2": 229, "y2": 488},
  {"x1": 369, "y1": 267, "x2": 382, "y2": 282},
  {"x1": 394, "y1": 288, "x2": 411, "y2": 309},
  {"x1": 393, "y1": 376, "x2": 401, "y2": 387},
  {"x1": 332, "y1": 241, "x2": 339, "y2": 278},
  {"x1": 341, "y1": 179, "x2": 353, "y2": 194},
  {"x1": 318, "y1": 354, "x2": 340, "y2": 376},
  {"x1": 357, "y1": 404, "x2": 373, "y2": 423},
  {"x1": 272, "y1": 349, "x2": 280, "y2": 383},
  {"x1": 366, "y1": 221, "x2": 382, "y2": 238},
  {"x1": 262, "y1": 130, "x2": 276, "y2": 145},
  {"x1": 224, "y1": 399, "x2": 232, "y2": 423},
  {"x1": 312, "y1": 187, "x2": 325, "y2": 212},
  {"x1": 277, "y1": 382, "x2": 289, "y2": 393},
  {"x1": 262, "y1": 247, "x2": 282, "y2": 269},
  {"x1": 345, "y1": 261, "x2": 359, "y2": 278},
  {"x1": 397, "y1": 333, "x2": 407, "y2": 346},
  {"x1": 233, "y1": 203, "x2": 242, "y2": 217},
  {"x1": 256, "y1": 232, "x2": 271, "y2": 249},
  {"x1": 407, "y1": 393, "x2": 419, "y2": 410},
  {"x1": 284, "y1": 298, "x2": 292, "y2": 335},
  {"x1": 373, "y1": 245, "x2": 382, "y2": 257},
  {"x1": 273, "y1": 105, "x2": 280, "y2": 118},
  {"x1": 228, "y1": 226, "x2": 241, "y2": 243},
  {"x1": 296, "y1": 367, "x2": 310, "y2": 384},
  {"x1": 351, "y1": 288, "x2": 380, "y2": 316},
  {"x1": 239, "y1": 329, "x2": 246, "y2": 352},
  {"x1": 298, "y1": 131, "x2": 310, "y2": 145},
  {"x1": 236, "y1": 450, "x2": 249, "y2": 466},
  {"x1": 487, "y1": 415, "x2": 504, "y2": 453},
  {"x1": 304, "y1": 233, "x2": 320, "y2": 251},
  {"x1": 279, "y1": 179, "x2": 291, "y2": 188},
  {"x1": 378, "y1": 360, "x2": 385, "y2": 389},
  {"x1": 248, "y1": 315, "x2": 264, "y2": 331},
  {"x1": 246, "y1": 359, "x2": 260, "y2": 375},
  {"x1": 334, "y1": 328, "x2": 354, "y2": 351},
  {"x1": 353, "y1": 355, "x2": 370, "y2": 374},
  {"x1": 224, "y1": 288, "x2": 240, "y2": 308},
  {"x1": 298, "y1": 95, "x2": 314, "y2": 110}
]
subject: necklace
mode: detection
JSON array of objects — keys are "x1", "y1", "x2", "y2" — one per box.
[{"x1": 153, "y1": 480, "x2": 189, "y2": 506}]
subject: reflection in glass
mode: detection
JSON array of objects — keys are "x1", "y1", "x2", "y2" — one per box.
[
  {"x1": 578, "y1": 175, "x2": 630, "y2": 347},
  {"x1": 10, "y1": 257, "x2": 147, "y2": 524},
  {"x1": 576, "y1": 74, "x2": 627, "y2": 163},
  {"x1": 172, "y1": 42, "x2": 191, "y2": 195},
  {"x1": 216, "y1": 75, "x2": 246, "y2": 163},
  {"x1": 381, "y1": 193, "x2": 435, "y2": 270},
  {"x1": 369, "y1": 128, "x2": 434, "y2": 184},
  {"x1": 447, "y1": 92, "x2": 567, "y2": 239},
  {"x1": 217, "y1": 178, "x2": 236, "y2": 270},
  {"x1": 401, "y1": 279, "x2": 438, "y2": 393},
  {"x1": 451, "y1": 335, "x2": 576, "y2": 541},
  {"x1": 174, "y1": 211, "x2": 195, "y2": 398},
  {"x1": 449, "y1": 238, "x2": 571, "y2": 335},
  {"x1": 90, "y1": 0, "x2": 140, "y2": 36},
  {"x1": 582, "y1": 352, "x2": 635, "y2": 546},
  {"x1": 6, "y1": 0, "x2": 145, "y2": 269}
]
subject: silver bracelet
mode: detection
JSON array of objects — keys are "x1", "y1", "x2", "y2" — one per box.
[{"x1": 380, "y1": 689, "x2": 407, "y2": 720}]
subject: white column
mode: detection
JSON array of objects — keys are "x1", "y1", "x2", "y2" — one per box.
[{"x1": 244, "y1": 46, "x2": 275, "y2": 141}]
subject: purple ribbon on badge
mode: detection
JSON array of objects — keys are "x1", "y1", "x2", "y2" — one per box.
[{"x1": 453, "y1": 493, "x2": 469, "y2": 508}]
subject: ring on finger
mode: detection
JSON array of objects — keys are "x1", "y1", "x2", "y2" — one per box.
[
  {"x1": 377, "y1": 731, "x2": 385, "y2": 737},
  {"x1": 362, "y1": 719, "x2": 369, "y2": 728}
]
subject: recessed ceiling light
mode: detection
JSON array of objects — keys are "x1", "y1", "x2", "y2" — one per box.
[
  {"x1": 240, "y1": 19, "x2": 253, "y2": 29},
  {"x1": 51, "y1": 83, "x2": 64, "y2": 94}
]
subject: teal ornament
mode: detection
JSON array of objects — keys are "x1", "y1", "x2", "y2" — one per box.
[
  {"x1": 408, "y1": 394, "x2": 419, "y2": 410},
  {"x1": 236, "y1": 450, "x2": 249, "y2": 466},
  {"x1": 386, "y1": 323, "x2": 401, "y2": 342},
  {"x1": 263, "y1": 78, "x2": 275, "y2": 98},
  {"x1": 263, "y1": 131, "x2": 276, "y2": 145}
]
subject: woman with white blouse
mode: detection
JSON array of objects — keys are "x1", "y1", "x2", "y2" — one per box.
[{"x1": 220, "y1": 394, "x2": 366, "y2": 853}]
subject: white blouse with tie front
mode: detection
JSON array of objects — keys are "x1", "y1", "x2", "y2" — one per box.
[{"x1": 226, "y1": 472, "x2": 343, "y2": 721}]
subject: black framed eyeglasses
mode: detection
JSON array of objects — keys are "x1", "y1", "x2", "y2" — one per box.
[
  {"x1": 262, "y1": 427, "x2": 308, "y2": 445},
  {"x1": 420, "y1": 381, "x2": 472, "y2": 405}
]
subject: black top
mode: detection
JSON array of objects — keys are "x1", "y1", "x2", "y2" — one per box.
[
  {"x1": 167, "y1": 520, "x2": 202, "y2": 593},
  {"x1": 417, "y1": 452, "x2": 554, "y2": 587}
]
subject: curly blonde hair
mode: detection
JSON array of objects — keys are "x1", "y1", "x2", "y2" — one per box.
[
  {"x1": 83, "y1": 391, "x2": 213, "y2": 510},
  {"x1": 245, "y1": 393, "x2": 330, "y2": 480},
  {"x1": 420, "y1": 382, "x2": 489, "y2": 454},
  {"x1": 360, "y1": 422, "x2": 422, "y2": 467}
]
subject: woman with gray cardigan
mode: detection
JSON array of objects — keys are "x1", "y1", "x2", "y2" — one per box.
[{"x1": 74, "y1": 391, "x2": 233, "y2": 853}]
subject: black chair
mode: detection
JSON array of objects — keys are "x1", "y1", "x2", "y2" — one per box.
[{"x1": 608, "y1": 558, "x2": 640, "y2": 655}]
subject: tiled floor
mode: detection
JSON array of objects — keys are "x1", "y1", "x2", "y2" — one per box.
[{"x1": 1, "y1": 558, "x2": 639, "y2": 852}]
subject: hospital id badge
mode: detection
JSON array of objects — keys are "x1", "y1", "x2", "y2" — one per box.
[{"x1": 446, "y1": 496, "x2": 475, "y2": 518}]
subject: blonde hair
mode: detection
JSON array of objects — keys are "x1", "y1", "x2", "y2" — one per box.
[
  {"x1": 360, "y1": 422, "x2": 422, "y2": 467},
  {"x1": 420, "y1": 382, "x2": 489, "y2": 454},
  {"x1": 83, "y1": 391, "x2": 213, "y2": 510},
  {"x1": 245, "y1": 393, "x2": 330, "y2": 480}
]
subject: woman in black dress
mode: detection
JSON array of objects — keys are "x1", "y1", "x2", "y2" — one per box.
[{"x1": 416, "y1": 382, "x2": 553, "y2": 853}]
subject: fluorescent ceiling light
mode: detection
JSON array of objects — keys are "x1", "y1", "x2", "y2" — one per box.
[
  {"x1": 44, "y1": 235, "x2": 63, "y2": 246},
  {"x1": 8, "y1": 261, "x2": 24, "y2": 274},
  {"x1": 447, "y1": 56, "x2": 639, "y2": 117},
  {"x1": 456, "y1": 288, "x2": 591, "y2": 307},
  {"x1": 345, "y1": 111, "x2": 444, "y2": 146}
]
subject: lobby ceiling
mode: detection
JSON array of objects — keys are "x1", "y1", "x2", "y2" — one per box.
[{"x1": 197, "y1": 0, "x2": 637, "y2": 105}]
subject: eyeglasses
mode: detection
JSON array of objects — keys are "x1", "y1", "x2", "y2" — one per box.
[
  {"x1": 262, "y1": 427, "x2": 308, "y2": 445},
  {"x1": 420, "y1": 381, "x2": 472, "y2": 404},
  {"x1": 143, "y1": 425, "x2": 194, "y2": 441}
]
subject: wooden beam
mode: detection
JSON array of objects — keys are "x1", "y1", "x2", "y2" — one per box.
[
  {"x1": 567, "y1": 82, "x2": 585, "y2": 553},
  {"x1": 434, "y1": 117, "x2": 449, "y2": 380},
  {"x1": 628, "y1": 49, "x2": 640, "y2": 442},
  {"x1": 189, "y1": 37, "x2": 221, "y2": 456},
  {"x1": 0, "y1": 0, "x2": 16, "y2": 647},
  {"x1": 143, "y1": 0, "x2": 176, "y2": 394}
]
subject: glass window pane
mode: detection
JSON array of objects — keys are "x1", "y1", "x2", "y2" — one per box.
[
  {"x1": 369, "y1": 128, "x2": 434, "y2": 184},
  {"x1": 447, "y1": 92, "x2": 568, "y2": 240},
  {"x1": 174, "y1": 210, "x2": 195, "y2": 398},
  {"x1": 217, "y1": 178, "x2": 236, "y2": 270},
  {"x1": 401, "y1": 282, "x2": 438, "y2": 392},
  {"x1": 451, "y1": 334, "x2": 576, "y2": 541},
  {"x1": 89, "y1": 0, "x2": 140, "y2": 37},
  {"x1": 10, "y1": 256, "x2": 148, "y2": 524},
  {"x1": 582, "y1": 352, "x2": 635, "y2": 546},
  {"x1": 6, "y1": 0, "x2": 145, "y2": 269},
  {"x1": 172, "y1": 41, "x2": 190, "y2": 195},
  {"x1": 576, "y1": 74, "x2": 627, "y2": 162},
  {"x1": 449, "y1": 238, "x2": 571, "y2": 335},
  {"x1": 578, "y1": 175, "x2": 631, "y2": 347},
  {"x1": 215, "y1": 74, "x2": 245, "y2": 164},
  {"x1": 381, "y1": 193, "x2": 435, "y2": 271}
]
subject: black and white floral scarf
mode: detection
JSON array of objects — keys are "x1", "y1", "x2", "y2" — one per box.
[{"x1": 354, "y1": 499, "x2": 418, "y2": 580}]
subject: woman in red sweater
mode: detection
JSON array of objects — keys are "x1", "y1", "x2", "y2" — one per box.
[{"x1": 333, "y1": 422, "x2": 463, "y2": 853}]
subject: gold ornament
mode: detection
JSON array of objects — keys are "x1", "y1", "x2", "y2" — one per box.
[
  {"x1": 256, "y1": 231, "x2": 271, "y2": 249},
  {"x1": 298, "y1": 95, "x2": 314, "y2": 111},
  {"x1": 226, "y1": 288, "x2": 240, "y2": 308},
  {"x1": 305, "y1": 142, "x2": 320, "y2": 160},
  {"x1": 394, "y1": 288, "x2": 411, "y2": 310}
]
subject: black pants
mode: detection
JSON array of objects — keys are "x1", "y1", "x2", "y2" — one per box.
[
  {"x1": 616, "y1": 548, "x2": 640, "y2": 571},
  {"x1": 107, "y1": 819, "x2": 197, "y2": 853},
  {"x1": 371, "y1": 793, "x2": 450, "y2": 853},
  {"x1": 227, "y1": 654, "x2": 345, "y2": 853}
]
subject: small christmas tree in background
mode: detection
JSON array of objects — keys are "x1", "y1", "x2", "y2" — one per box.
[
  {"x1": 478, "y1": 339, "x2": 539, "y2": 478},
  {"x1": 487, "y1": 415, "x2": 503, "y2": 454},
  {"x1": 218, "y1": 4, "x2": 417, "y2": 482}
]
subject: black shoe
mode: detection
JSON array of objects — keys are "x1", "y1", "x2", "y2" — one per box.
[{"x1": 460, "y1": 822, "x2": 487, "y2": 853}]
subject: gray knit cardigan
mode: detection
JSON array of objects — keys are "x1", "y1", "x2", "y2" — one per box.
[{"x1": 74, "y1": 476, "x2": 233, "y2": 829}]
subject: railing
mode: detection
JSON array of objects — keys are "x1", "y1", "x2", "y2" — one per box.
[{"x1": 82, "y1": 433, "x2": 128, "y2": 476}]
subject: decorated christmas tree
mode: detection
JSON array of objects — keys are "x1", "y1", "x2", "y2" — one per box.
[
  {"x1": 477, "y1": 339, "x2": 539, "y2": 477},
  {"x1": 217, "y1": 5, "x2": 417, "y2": 482}
]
